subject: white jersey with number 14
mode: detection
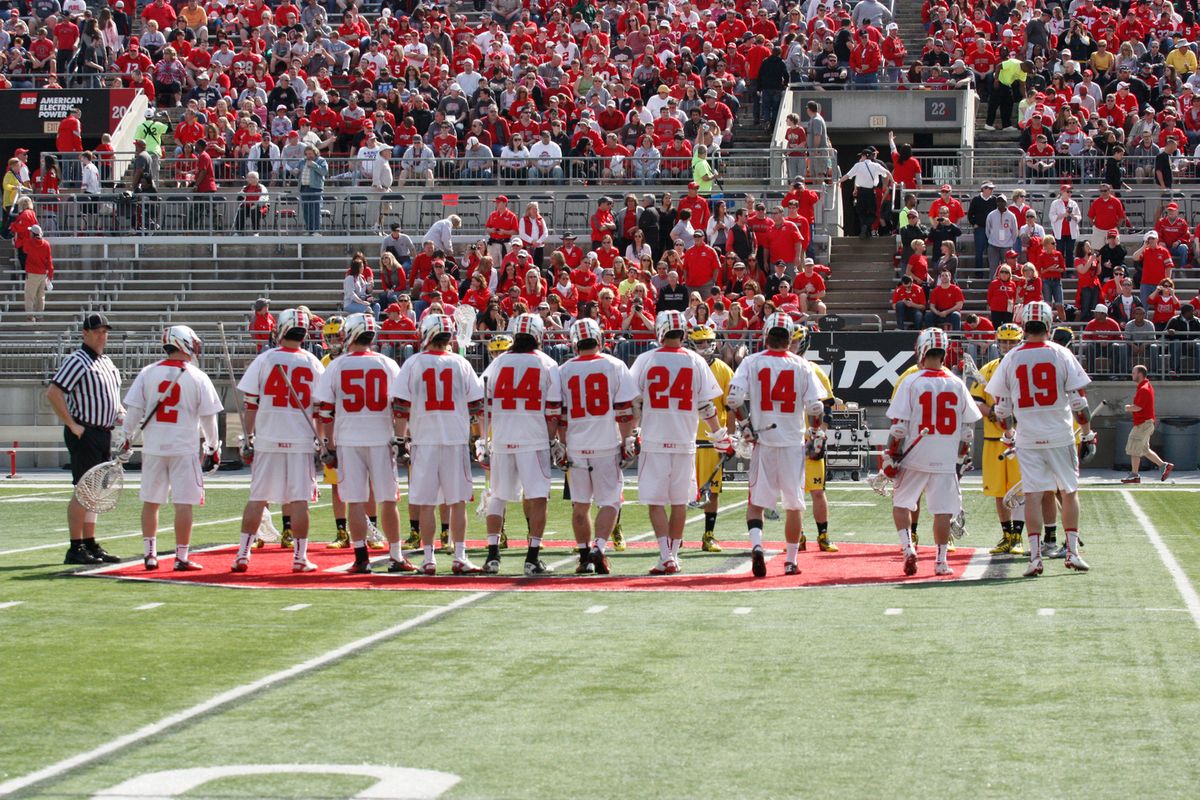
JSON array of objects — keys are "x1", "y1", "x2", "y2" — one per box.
[{"x1": 728, "y1": 350, "x2": 827, "y2": 446}]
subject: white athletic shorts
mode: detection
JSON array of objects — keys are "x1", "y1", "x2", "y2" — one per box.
[
  {"x1": 337, "y1": 444, "x2": 398, "y2": 504},
  {"x1": 748, "y1": 444, "x2": 807, "y2": 512},
  {"x1": 1016, "y1": 445, "x2": 1079, "y2": 494},
  {"x1": 249, "y1": 451, "x2": 318, "y2": 505},
  {"x1": 567, "y1": 449, "x2": 623, "y2": 508},
  {"x1": 491, "y1": 449, "x2": 551, "y2": 502},
  {"x1": 139, "y1": 453, "x2": 204, "y2": 506},
  {"x1": 892, "y1": 468, "x2": 961, "y2": 515},
  {"x1": 409, "y1": 444, "x2": 472, "y2": 506},
  {"x1": 638, "y1": 451, "x2": 696, "y2": 506}
]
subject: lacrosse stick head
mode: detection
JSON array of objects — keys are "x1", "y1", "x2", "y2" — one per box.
[
  {"x1": 475, "y1": 488, "x2": 492, "y2": 519},
  {"x1": 73, "y1": 461, "x2": 125, "y2": 513},
  {"x1": 453, "y1": 304, "x2": 477, "y2": 351},
  {"x1": 688, "y1": 487, "x2": 711, "y2": 509},
  {"x1": 734, "y1": 433, "x2": 755, "y2": 460},
  {"x1": 256, "y1": 506, "x2": 281, "y2": 542},
  {"x1": 961, "y1": 351, "x2": 984, "y2": 385},
  {"x1": 1003, "y1": 479, "x2": 1024, "y2": 510},
  {"x1": 868, "y1": 470, "x2": 894, "y2": 497},
  {"x1": 949, "y1": 508, "x2": 967, "y2": 540}
]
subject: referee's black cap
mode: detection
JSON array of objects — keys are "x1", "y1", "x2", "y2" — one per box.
[{"x1": 82, "y1": 312, "x2": 112, "y2": 331}]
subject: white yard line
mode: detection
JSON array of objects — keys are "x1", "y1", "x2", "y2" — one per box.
[
  {"x1": 281, "y1": 604, "x2": 310, "y2": 613},
  {"x1": 732, "y1": 607, "x2": 753, "y2": 615},
  {"x1": 133, "y1": 603, "x2": 163, "y2": 611},
  {"x1": 583, "y1": 605, "x2": 607, "y2": 614},
  {"x1": 884, "y1": 608, "x2": 903, "y2": 616},
  {"x1": 1122, "y1": 491, "x2": 1200, "y2": 631},
  {"x1": 1038, "y1": 608, "x2": 1056, "y2": 617},
  {"x1": 0, "y1": 601, "x2": 24, "y2": 610},
  {"x1": 960, "y1": 548, "x2": 993, "y2": 581}
]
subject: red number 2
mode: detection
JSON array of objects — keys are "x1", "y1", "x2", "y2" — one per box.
[
  {"x1": 421, "y1": 368, "x2": 455, "y2": 411},
  {"x1": 757, "y1": 369, "x2": 796, "y2": 413},
  {"x1": 646, "y1": 366, "x2": 693, "y2": 410},
  {"x1": 1015, "y1": 362, "x2": 1058, "y2": 408},
  {"x1": 566, "y1": 373, "x2": 611, "y2": 418},
  {"x1": 154, "y1": 380, "x2": 181, "y2": 423},
  {"x1": 917, "y1": 391, "x2": 958, "y2": 435}
]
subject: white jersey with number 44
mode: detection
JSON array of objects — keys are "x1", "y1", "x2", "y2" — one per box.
[
  {"x1": 395, "y1": 351, "x2": 484, "y2": 445},
  {"x1": 313, "y1": 350, "x2": 401, "y2": 447},
  {"x1": 124, "y1": 359, "x2": 223, "y2": 456},
  {"x1": 729, "y1": 350, "x2": 827, "y2": 446},
  {"x1": 984, "y1": 341, "x2": 1090, "y2": 449},
  {"x1": 480, "y1": 350, "x2": 561, "y2": 452},
  {"x1": 885, "y1": 368, "x2": 981, "y2": 474},
  {"x1": 559, "y1": 353, "x2": 638, "y2": 454},
  {"x1": 237, "y1": 346, "x2": 325, "y2": 452},
  {"x1": 630, "y1": 346, "x2": 722, "y2": 454}
]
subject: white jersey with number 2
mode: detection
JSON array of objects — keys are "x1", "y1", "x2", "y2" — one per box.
[
  {"x1": 237, "y1": 346, "x2": 325, "y2": 452},
  {"x1": 559, "y1": 353, "x2": 638, "y2": 454},
  {"x1": 885, "y1": 368, "x2": 981, "y2": 474},
  {"x1": 124, "y1": 359, "x2": 223, "y2": 456},
  {"x1": 630, "y1": 345, "x2": 722, "y2": 454},
  {"x1": 984, "y1": 341, "x2": 1090, "y2": 449}
]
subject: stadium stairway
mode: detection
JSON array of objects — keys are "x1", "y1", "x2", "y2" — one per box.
[{"x1": 824, "y1": 235, "x2": 896, "y2": 319}]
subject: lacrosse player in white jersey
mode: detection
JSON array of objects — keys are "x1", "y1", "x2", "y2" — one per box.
[
  {"x1": 883, "y1": 328, "x2": 982, "y2": 577},
  {"x1": 984, "y1": 301, "x2": 1095, "y2": 576},
  {"x1": 727, "y1": 313, "x2": 828, "y2": 578},
  {"x1": 478, "y1": 312, "x2": 562, "y2": 576},
  {"x1": 119, "y1": 326, "x2": 223, "y2": 571},
  {"x1": 313, "y1": 313, "x2": 415, "y2": 575},
  {"x1": 630, "y1": 310, "x2": 735, "y2": 575},
  {"x1": 556, "y1": 318, "x2": 638, "y2": 575},
  {"x1": 394, "y1": 313, "x2": 485, "y2": 575},
  {"x1": 230, "y1": 309, "x2": 325, "y2": 574}
]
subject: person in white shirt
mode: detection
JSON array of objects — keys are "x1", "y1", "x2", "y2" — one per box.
[
  {"x1": 555, "y1": 319, "x2": 638, "y2": 575},
  {"x1": 882, "y1": 327, "x2": 982, "y2": 577},
  {"x1": 984, "y1": 301, "x2": 1095, "y2": 576},
  {"x1": 455, "y1": 60, "x2": 483, "y2": 98},
  {"x1": 498, "y1": 135, "x2": 531, "y2": 183},
  {"x1": 527, "y1": 130, "x2": 564, "y2": 183},
  {"x1": 424, "y1": 213, "x2": 461, "y2": 257},
  {"x1": 230, "y1": 309, "x2": 326, "y2": 574},
  {"x1": 630, "y1": 310, "x2": 734, "y2": 575},
  {"x1": 314, "y1": 314, "x2": 415, "y2": 575},
  {"x1": 397, "y1": 139, "x2": 436, "y2": 186},
  {"x1": 117, "y1": 326, "x2": 223, "y2": 572},
  {"x1": 355, "y1": 131, "x2": 386, "y2": 184},
  {"x1": 478, "y1": 313, "x2": 562, "y2": 575},
  {"x1": 80, "y1": 151, "x2": 101, "y2": 195},
  {"x1": 727, "y1": 313, "x2": 828, "y2": 577},
  {"x1": 394, "y1": 314, "x2": 486, "y2": 575}
]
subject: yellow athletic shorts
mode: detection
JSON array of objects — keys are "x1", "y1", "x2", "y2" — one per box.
[
  {"x1": 982, "y1": 439, "x2": 1021, "y2": 498},
  {"x1": 696, "y1": 448, "x2": 722, "y2": 493},
  {"x1": 805, "y1": 455, "x2": 826, "y2": 492},
  {"x1": 324, "y1": 464, "x2": 338, "y2": 486}
]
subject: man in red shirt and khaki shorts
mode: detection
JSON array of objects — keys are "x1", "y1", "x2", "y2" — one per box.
[{"x1": 1121, "y1": 365, "x2": 1173, "y2": 484}]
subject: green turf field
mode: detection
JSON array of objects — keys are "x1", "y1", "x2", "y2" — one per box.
[{"x1": 1, "y1": 476, "x2": 1199, "y2": 799}]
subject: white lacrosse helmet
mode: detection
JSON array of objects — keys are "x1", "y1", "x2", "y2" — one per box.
[
  {"x1": 419, "y1": 313, "x2": 455, "y2": 347},
  {"x1": 276, "y1": 307, "x2": 311, "y2": 341},
  {"x1": 762, "y1": 312, "x2": 796, "y2": 344},
  {"x1": 916, "y1": 327, "x2": 950, "y2": 362},
  {"x1": 162, "y1": 325, "x2": 202, "y2": 357},
  {"x1": 1022, "y1": 300, "x2": 1054, "y2": 329},
  {"x1": 569, "y1": 317, "x2": 604, "y2": 349},
  {"x1": 655, "y1": 310, "x2": 688, "y2": 344},
  {"x1": 512, "y1": 312, "x2": 545, "y2": 343},
  {"x1": 342, "y1": 312, "x2": 378, "y2": 347}
]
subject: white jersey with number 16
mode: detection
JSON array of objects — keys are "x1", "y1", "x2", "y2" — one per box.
[{"x1": 885, "y1": 368, "x2": 981, "y2": 474}]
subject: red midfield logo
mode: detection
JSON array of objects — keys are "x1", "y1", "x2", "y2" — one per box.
[{"x1": 19, "y1": 94, "x2": 36, "y2": 108}]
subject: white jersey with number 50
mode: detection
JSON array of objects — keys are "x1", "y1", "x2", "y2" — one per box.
[
  {"x1": 237, "y1": 346, "x2": 325, "y2": 452},
  {"x1": 313, "y1": 350, "x2": 401, "y2": 446},
  {"x1": 124, "y1": 359, "x2": 223, "y2": 456},
  {"x1": 630, "y1": 345, "x2": 722, "y2": 454},
  {"x1": 984, "y1": 341, "x2": 1090, "y2": 449},
  {"x1": 885, "y1": 368, "x2": 981, "y2": 474},
  {"x1": 394, "y1": 350, "x2": 484, "y2": 445},
  {"x1": 480, "y1": 350, "x2": 562, "y2": 452},
  {"x1": 729, "y1": 350, "x2": 827, "y2": 446},
  {"x1": 559, "y1": 353, "x2": 638, "y2": 454}
]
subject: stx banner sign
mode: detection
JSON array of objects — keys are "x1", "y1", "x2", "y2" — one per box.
[
  {"x1": 807, "y1": 331, "x2": 919, "y2": 408},
  {"x1": 2, "y1": 88, "x2": 138, "y2": 137}
]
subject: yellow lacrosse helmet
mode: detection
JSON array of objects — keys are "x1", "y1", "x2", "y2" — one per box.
[
  {"x1": 322, "y1": 316, "x2": 344, "y2": 349},
  {"x1": 689, "y1": 325, "x2": 717, "y2": 358},
  {"x1": 488, "y1": 334, "x2": 513, "y2": 354},
  {"x1": 1052, "y1": 326, "x2": 1074, "y2": 347},
  {"x1": 996, "y1": 323, "x2": 1023, "y2": 342}
]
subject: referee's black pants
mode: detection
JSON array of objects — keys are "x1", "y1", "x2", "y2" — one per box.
[
  {"x1": 854, "y1": 189, "x2": 877, "y2": 237},
  {"x1": 64, "y1": 425, "x2": 111, "y2": 484}
]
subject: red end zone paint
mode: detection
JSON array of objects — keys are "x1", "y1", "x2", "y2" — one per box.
[{"x1": 80, "y1": 542, "x2": 985, "y2": 592}]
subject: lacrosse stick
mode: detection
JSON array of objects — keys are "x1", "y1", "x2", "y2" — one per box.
[
  {"x1": 216, "y1": 322, "x2": 250, "y2": 451},
  {"x1": 73, "y1": 364, "x2": 188, "y2": 513},
  {"x1": 960, "y1": 351, "x2": 985, "y2": 387},
  {"x1": 949, "y1": 508, "x2": 967, "y2": 540},
  {"x1": 475, "y1": 375, "x2": 492, "y2": 518},
  {"x1": 453, "y1": 304, "x2": 477, "y2": 355},
  {"x1": 257, "y1": 505, "x2": 281, "y2": 543},
  {"x1": 868, "y1": 427, "x2": 932, "y2": 497},
  {"x1": 1003, "y1": 479, "x2": 1024, "y2": 510}
]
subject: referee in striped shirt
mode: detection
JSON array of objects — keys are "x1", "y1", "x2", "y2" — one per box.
[{"x1": 46, "y1": 313, "x2": 125, "y2": 565}]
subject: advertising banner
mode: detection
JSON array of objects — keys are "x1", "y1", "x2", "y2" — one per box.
[
  {"x1": 807, "y1": 331, "x2": 919, "y2": 408},
  {"x1": 1, "y1": 88, "x2": 138, "y2": 137}
]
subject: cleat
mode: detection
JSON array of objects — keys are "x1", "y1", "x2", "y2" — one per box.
[
  {"x1": 934, "y1": 561, "x2": 954, "y2": 576},
  {"x1": 575, "y1": 550, "x2": 594, "y2": 574},
  {"x1": 452, "y1": 558, "x2": 483, "y2": 575},
  {"x1": 1023, "y1": 559, "x2": 1044, "y2": 577},
  {"x1": 85, "y1": 542, "x2": 122, "y2": 563},
  {"x1": 989, "y1": 535, "x2": 1015, "y2": 555},
  {"x1": 784, "y1": 561, "x2": 800, "y2": 576},
  {"x1": 483, "y1": 558, "x2": 502, "y2": 574},
  {"x1": 365, "y1": 522, "x2": 386, "y2": 550},
  {"x1": 817, "y1": 533, "x2": 838, "y2": 552},
  {"x1": 524, "y1": 559, "x2": 553, "y2": 576},
  {"x1": 1064, "y1": 553, "x2": 1090, "y2": 572},
  {"x1": 649, "y1": 560, "x2": 679, "y2": 576},
  {"x1": 751, "y1": 547, "x2": 767, "y2": 578},
  {"x1": 64, "y1": 545, "x2": 101, "y2": 566},
  {"x1": 498, "y1": 530, "x2": 509, "y2": 549},
  {"x1": 946, "y1": 539, "x2": 957, "y2": 553},
  {"x1": 144, "y1": 555, "x2": 158, "y2": 571},
  {"x1": 1162, "y1": 462, "x2": 1175, "y2": 481},
  {"x1": 173, "y1": 559, "x2": 203, "y2": 572},
  {"x1": 292, "y1": 560, "x2": 318, "y2": 573},
  {"x1": 1046, "y1": 543, "x2": 1067, "y2": 559},
  {"x1": 388, "y1": 558, "x2": 418, "y2": 573},
  {"x1": 403, "y1": 531, "x2": 421, "y2": 549},
  {"x1": 701, "y1": 531, "x2": 722, "y2": 552},
  {"x1": 253, "y1": 537, "x2": 265, "y2": 550},
  {"x1": 1041, "y1": 536, "x2": 1057, "y2": 558},
  {"x1": 347, "y1": 560, "x2": 373, "y2": 574},
  {"x1": 798, "y1": 534, "x2": 807, "y2": 551},
  {"x1": 611, "y1": 529, "x2": 626, "y2": 551},
  {"x1": 1120, "y1": 473, "x2": 1141, "y2": 484},
  {"x1": 231, "y1": 557, "x2": 249, "y2": 573},
  {"x1": 328, "y1": 528, "x2": 350, "y2": 549},
  {"x1": 280, "y1": 527, "x2": 294, "y2": 549},
  {"x1": 440, "y1": 530, "x2": 450, "y2": 549},
  {"x1": 903, "y1": 548, "x2": 917, "y2": 576},
  {"x1": 591, "y1": 549, "x2": 611, "y2": 575}
]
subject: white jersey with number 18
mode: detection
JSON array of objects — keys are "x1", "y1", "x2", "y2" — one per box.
[
  {"x1": 558, "y1": 353, "x2": 638, "y2": 454},
  {"x1": 394, "y1": 350, "x2": 484, "y2": 446},
  {"x1": 984, "y1": 341, "x2": 1090, "y2": 450},
  {"x1": 885, "y1": 368, "x2": 981, "y2": 474}
]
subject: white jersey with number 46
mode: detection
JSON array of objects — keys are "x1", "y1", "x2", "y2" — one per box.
[
  {"x1": 237, "y1": 346, "x2": 325, "y2": 452},
  {"x1": 394, "y1": 351, "x2": 484, "y2": 445},
  {"x1": 124, "y1": 359, "x2": 223, "y2": 456},
  {"x1": 984, "y1": 341, "x2": 1090, "y2": 450},
  {"x1": 313, "y1": 350, "x2": 401, "y2": 447},
  {"x1": 630, "y1": 346, "x2": 722, "y2": 454},
  {"x1": 559, "y1": 353, "x2": 638, "y2": 455},
  {"x1": 480, "y1": 350, "x2": 561, "y2": 452},
  {"x1": 729, "y1": 350, "x2": 827, "y2": 447},
  {"x1": 885, "y1": 368, "x2": 981, "y2": 474}
]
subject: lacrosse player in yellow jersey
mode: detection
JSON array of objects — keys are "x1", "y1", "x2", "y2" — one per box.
[
  {"x1": 971, "y1": 323, "x2": 1026, "y2": 555},
  {"x1": 690, "y1": 326, "x2": 735, "y2": 552},
  {"x1": 790, "y1": 325, "x2": 839, "y2": 552}
]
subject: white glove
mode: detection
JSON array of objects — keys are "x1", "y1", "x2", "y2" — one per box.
[
  {"x1": 202, "y1": 438, "x2": 222, "y2": 456},
  {"x1": 620, "y1": 432, "x2": 640, "y2": 469},
  {"x1": 45, "y1": 280, "x2": 53, "y2": 292},
  {"x1": 807, "y1": 429, "x2": 827, "y2": 460},
  {"x1": 550, "y1": 439, "x2": 569, "y2": 469},
  {"x1": 881, "y1": 451, "x2": 899, "y2": 479},
  {"x1": 391, "y1": 436, "x2": 410, "y2": 466},
  {"x1": 474, "y1": 437, "x2": 491, "y2": 467},
  {"x1": 1000, "y1": 429, "x2": 1015, "y2": 449},
  {"x1": 1079, "y1": 430, "x2": 1098, "y2": 462},
  {"x1": 708, "y1": 426, "x2": 735, "y2": 456},
  {"x1": 111, "y1": 429, "x2": 131, "y2": 462}
]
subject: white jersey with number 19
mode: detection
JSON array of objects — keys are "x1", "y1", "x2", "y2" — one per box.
[
  {"x1": 480, "y1": 350, "x2": 562, "y2": 452},
  {"x1": 630, "y1": 346, "x2": 722, "y2": 454},
  {"x1": 885, "y1": 368, "x2": 981, "y2": 474},
  {"x1": 558, "y1": 353, "x2": 638, "y2": 455},
  {"x1": 312, "y1": 350, "x2": 401, "y2": 446},
  {"x1": 237, "y1": 346, "x2": 325, "y2": 452},
  {"x1": 984, "y1": 341, "x2": 1090, "y2": 450},
  {"x1": 394, "y1": 350, "x2": 484, "y2": 445},
  {"x1": 729, "y1": 350, "x2": 827, "y2": 446}
]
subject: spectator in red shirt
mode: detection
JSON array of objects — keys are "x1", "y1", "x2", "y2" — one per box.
[
  {"x1": 1132, "y1": 231, "x2": 1174, "y2": 306},
  {"x1": 676, "y1": 183, "x2": 710, "y2": 233},
  {"x1": 1083, "y1": 303, "x2": 1126, "y2": 374},
  {"x1": 250, "y1": 298, "x2": 274, "y2": 350},
  {"x1": 766, "y1": 207, "x2": 803, "y2": 270},
  {"x1": 794, "y1": 260, "x2": 827, "y2": 315},
  {"x1": 141, "y1": 0, "x2": 177, "y2": 33},
  {"x1": 987, "y1": 264, "x2": 1018, "y2": 326},
  {"x1": 1121, "y1": 364, "x2": 1171, "y2": 483},
  {"x1": 925, "y1": 269, "x2": 964, "y2": 329},
  {"x1": 1148, "y1": 279, "x2": 1182, "y2": 330},
  {"x1": 1017, "y1": 262, "x2": 1043, "y2": 307},
  {"x1": 380, "y1": 302, "x2": 417, "y2": 362},
  {"x1": 1154, "y1": 202, "x2": 1192, "y2": 267},
  {"x1": 888, "y1": 132, "x2": 921, "y2": 189},
  {"x1": 485, "y1": 195, "x2": 519, "y2": 263},
  {"x1": 892, "y1": 275, "x2": 926, "y2": 330},
  {"x1": 1087, "y1": 183, "x2": 1129, "y2": 244},
  {"x1": 928, "y1": 185, "x2": 965, "y2": 224},
  {"x1": 682, "y1": 229, "x2": 721, "y2": 293}
]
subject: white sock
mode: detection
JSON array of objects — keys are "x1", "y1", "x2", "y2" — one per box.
[
  {"x1": 1066, "y1": 530, "x2": 1080, "y2": 556},
  {"x1": 175, "y1": 544, "x2": 189, "y2": 562},
  {"x1": 657, "y1": 536, "x2": 670, "y2": 561},
  {"x1": 454, "y1": 540, "x2": 466, "y2": 560},
  {"x1": 594, "y1": 536, "x2": 608, "y2": 551},
  {"x1": 669, "y1": 538, "x2": 681, "y2": 559},
  {"x1": 351, "y1": 539, "x2": 366, "y2": 549},
  {"x1": 388, "y1": 542, "x2": 401, "y2": 561},
  {"x1": 529, "y1": 536, "x2": 542, "y2": 549},
  {"x1": 487, "y1": 533, "x2": 500, "y2": 546},
  {"x1": 237, "y1": 532, "x2": 254, "y2": 559},
  {"x1": 748, "y1": 526, "x2": 763, "y2": 550},
  {"x1": 897, "y1": 528, "x2": 912, "y2": 551},
  {"x1": 143, "y1": 536, "x2": 156, "y2": 558},
  {"x1": 294, "y1": 537, "x2": 308, "y2": 560},
  {"x1": 936, "y1": 543, "x2": 948, "y2": 563},
  {"x1": 1028, "y1": 533, "x2": 1042, "y2": 561},
  {"x1": 423, "y1": 544, "x2": 435, "y2": 563},
  {"x1": 786, "y1": 541, "x2": 799, "y2": 562}
]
